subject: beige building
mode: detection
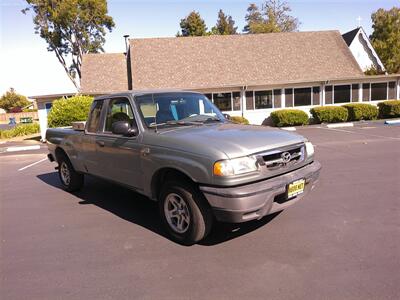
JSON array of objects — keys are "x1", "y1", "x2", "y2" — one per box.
[{"x1": 33, "y1": 30, "x2": 400, "y2": 140}]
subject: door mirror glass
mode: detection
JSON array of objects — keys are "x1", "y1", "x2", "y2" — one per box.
[{"x1": 111, "y1": 121, "x2": 138, "y2": 136}]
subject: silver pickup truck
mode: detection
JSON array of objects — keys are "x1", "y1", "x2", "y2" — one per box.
[{"x1": 47, "y1": 91, "x2": 321, "y2": 244}]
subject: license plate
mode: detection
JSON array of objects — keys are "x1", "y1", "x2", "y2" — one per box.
[{"x1": 287, "y1": 179, "x2": 305, "y2": 199}]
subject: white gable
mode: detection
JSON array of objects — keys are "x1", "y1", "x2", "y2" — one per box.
[{"x1": 346, "y1": 28, "x2": 385, "y2": 72}]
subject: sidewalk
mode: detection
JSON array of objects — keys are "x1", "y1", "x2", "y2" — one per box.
[{"x1": 0, "y1": 134, "x2": 45, "y2": 153}]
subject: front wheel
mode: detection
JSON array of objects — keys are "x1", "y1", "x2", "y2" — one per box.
[
  {"x1": 57, "y1": 154, "x2": 84, "y2": 192},
  {"x1": 159, "y1": 180, "x2": 213, "y2": 245}
]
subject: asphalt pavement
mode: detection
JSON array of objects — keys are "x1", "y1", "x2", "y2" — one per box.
[{"x1": 1, "y1": 121, "x2": 399, "y2": 300}]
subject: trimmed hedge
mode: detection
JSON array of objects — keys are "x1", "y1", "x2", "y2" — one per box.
[
  {"x1": 342, "y1": 103, "x2": 378, "y2": 121},
  {"x1": 270, "y1": 109, "x2": 309, "y2": 127},
  {"x1": 0, "y1": 123, "x2": 40, "y2": 139},
  {"x1": 48, "y1": 95, "x2": 93, "y2": 128},
  {"x1": 378, "y1": 100, "x2": 400, "y2": 118},
  {"x1": 230, "y1": 116, "x2": 249, "y2": 124},
  {"x1": 310, "y1": 106, "x2": 348, "y2": 123}
]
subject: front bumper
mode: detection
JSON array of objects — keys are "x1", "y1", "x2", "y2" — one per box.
[{"x1": 200, "y1": 161, "x2": 321, "y2": 223}]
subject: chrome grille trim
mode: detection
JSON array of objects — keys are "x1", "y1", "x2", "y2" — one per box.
[{"x1": 255, "y1": 143, "x2": 305, "y2": 170}]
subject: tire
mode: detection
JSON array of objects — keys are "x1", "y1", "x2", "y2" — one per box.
[
  {"x1": 57, "y1": 153, "x2": 84, "y2": 192},
  {"x1": 159, "y1": 180, "x2": 213, "y2": 245}
]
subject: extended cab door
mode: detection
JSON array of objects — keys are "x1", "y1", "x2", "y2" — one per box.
[
  {"x1": 80, "y1": 100, "x2": 105, "y2": 176},
  {"x1": 94, "y1": 97, "x2": 143, "y2": 191}
]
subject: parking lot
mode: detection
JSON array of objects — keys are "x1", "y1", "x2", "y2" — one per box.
[{"x1": 1, "y1": 121, "x2": 399, "y2": 300}]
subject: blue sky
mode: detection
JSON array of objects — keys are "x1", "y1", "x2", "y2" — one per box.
[{"x1": 0, "y1": 0, "x2": 398, "y2": 96}]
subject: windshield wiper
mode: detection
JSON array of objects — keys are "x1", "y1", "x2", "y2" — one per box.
[{"x1": 149, "y1": 120, "x2": 203, "y2": 128}]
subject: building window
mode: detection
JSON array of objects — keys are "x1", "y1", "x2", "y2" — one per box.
[
  {"x1": 388, "y1": 82, "x2": 396, "y2": 99},
  {"x1": 371, "y1": 83, "x2": 387, "y2": 101},
  {"x1": 274, "y1": 89, "x2": 282, "y2": 108},
  {"x1": 362, "y1": 83, "x2": 370, "y2": 101},
  {"x1": 45, "y1": 102, "x2": 52, "y2": 114},
  {"x1": 204, "y1": 93, "x2": 212, "y2": 101},
  {"x1": 325, "y1": 86, "x2": 333, "y2": 104},
  {"x1": 232, "y1": 92, "x2": 241, "y2": 111},
  {"x1": 312, "y1": 87, "x2": 320, "y2": 105},
  {"x1": 255, "y1": 90, "x2": 273, "y2": 109},
  {"x1": 351, "y1": 84, "x2": 359, "y2": 102},
  {"x1": 246, "y1": 91, "x2": 254, "y2": 110},
  {"x1": 285, "y1": 89, "x2": 293, "y2": 107},
  {"x1": 213, "y1": 92, "x2": 232, "y2": 111},
  {"x1": 334, "y1": 85, "x2": 351, "y2": 103},
  {"x1": 294, "y1": 88, "x2": 311, "y2": 106}
]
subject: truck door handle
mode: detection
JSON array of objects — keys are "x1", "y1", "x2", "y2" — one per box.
[{"x1": 96, "y1": 141, "x2": 105, "y2": 147}]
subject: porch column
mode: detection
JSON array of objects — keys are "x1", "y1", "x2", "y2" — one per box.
[
  {"x1": 37, "y1": 102, "x2": 48, "y2": 142},
  {"x1": 358, "y1": 83, "x2": 362, "y2": 102},
  {"x1": 321, "y1": 83, "x2": 325, "y2": 106},
  {"x1": 241, "y1": 88, "x2": 246, "y2": 117},
  {"x1": 397, "y1": 78, "x2": 400, "y2": 100},
  {"x1": 281, "y1": 88, "x2": 285, "y2": 108}
]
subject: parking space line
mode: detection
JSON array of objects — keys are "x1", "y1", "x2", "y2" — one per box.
[
  {"x1": 320, "y1": 127, "x2": 400, "y2": 140},
  {"x1": 18, "y1": 158, "x2": 48, "y2": 171}
]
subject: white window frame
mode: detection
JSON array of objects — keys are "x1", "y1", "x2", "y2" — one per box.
[
  {"x1": 289, "y1": 86, "x2": 314, "y2": 108},
  {"x1": 367, "y1": 82, "x2": 389, "y2": 102},
  {"x1": 211, "y1": 91, "x2": 241, "y2": 112},
  {"x1": 253, "y1": 89, "x2": 274, "y2": 110},
  {"x1": 332, "y1": 84, "x2": 352, "y2": 104}
]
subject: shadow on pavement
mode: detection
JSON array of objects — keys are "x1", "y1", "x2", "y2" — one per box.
[{"x1": 37, "y1": 171, "x2": 280, "y2": 246}]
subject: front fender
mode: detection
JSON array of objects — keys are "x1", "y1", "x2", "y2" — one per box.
[{"x1": 142, "y1": 147, "x2": 214, "y2": 198}]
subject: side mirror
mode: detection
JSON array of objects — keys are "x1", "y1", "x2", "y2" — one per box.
[
  {"x1": 223, "y1": 113, "x2": 231, "y2": 120},
  {"x1": 111, "y1": 121, "x2": 138, "y2": 136}
]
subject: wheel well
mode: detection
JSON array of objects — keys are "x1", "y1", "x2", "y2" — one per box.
[
  {"x1": 151, "y1": 168, "x2": 194, "y2": 200},
  {"x1": 55, "y1": 147, "x2": 68, "y2": 162}
]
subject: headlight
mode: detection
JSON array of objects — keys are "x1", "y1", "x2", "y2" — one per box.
[
  {"x1": 213, "y1": 156, "x2": 258, "y2": 176},
  {"x1": 305, "y1": 141, "x2": 314, "y2": 157}
]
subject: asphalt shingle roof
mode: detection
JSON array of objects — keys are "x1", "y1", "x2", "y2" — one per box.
[
  {"x1": 80, "y1": 31, "x2": 364, "y2": 93},
  {"x1": 80, "y1": 53, "x2": 128, "y2": 94}
]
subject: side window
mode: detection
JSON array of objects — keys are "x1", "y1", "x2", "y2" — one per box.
[
  {"x1": 104, "y1": 98, "x2": 136, "y2": 133},
  {"x1": 86, "y1": 101, "x2": 103, "y2": 133}
]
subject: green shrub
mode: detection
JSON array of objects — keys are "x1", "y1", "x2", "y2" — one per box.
[
  {"x1": 310, "y1": 106, "x2": 348, "y2": 123},
  {"x1": 270, "y1": 109, "x2": 309, "y2": 127},
  {"x1": 230, "y1": 116, "x2": 249, "y2": 124},
  {"x1": 342, "y1": 103, "x2": 378, "y2": 121},
  {"x1": 48, "y1": 95, "x2": 93, "y2": 128},
  {"x1": 377, "y1": 100, "x2": 400, "y2": 118},
  {"x1": 0, "y1": 123, "x2": 40, "y2": 139}
]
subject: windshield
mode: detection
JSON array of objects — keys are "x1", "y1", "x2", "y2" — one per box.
[{"x1": 135, "y1": 92, "x2": 226, "y2": 128}]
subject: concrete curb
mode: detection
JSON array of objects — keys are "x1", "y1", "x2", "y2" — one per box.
[
  {"x1": 326, "y1": 123, "x2": 354, "y2": 128},
  {"x1": 281, "y1": 127, "x2": 296, "y2": 131},
  {"x1": 384, "y1": 119, "x2": 400, "y2": 125},
  {"x1": 3, "y1": 145, "x2": 41, "y2": 153}
]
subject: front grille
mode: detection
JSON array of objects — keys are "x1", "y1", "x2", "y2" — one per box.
[{"x1": 256, "y1": 144, "x2": 305, "y2": 171}]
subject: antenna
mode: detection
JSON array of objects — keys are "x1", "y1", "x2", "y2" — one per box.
[
  {"x1": 123, "y1": 34, "x2": 130, "y2": 54},
  {"x1": 356, "y1": 16, "x2": 362, "y2": 28}
]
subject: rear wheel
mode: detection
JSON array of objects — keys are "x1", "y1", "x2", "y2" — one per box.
[
  {"x1": 159, "y1": 180, "x2": 213, "y2": 245},
  {"x1": 57, "y1": 153, "x2": 84, "y2": 192}
]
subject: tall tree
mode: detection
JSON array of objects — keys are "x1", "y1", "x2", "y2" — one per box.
[
  {"x1": 243, "y1": 4, "x2": 263, "y2": 33},
  {"x1": 178, "y1": 11, "x2": 208, "y2": 37},
  {"x1": 370, "y1": 7, "x2": 400, "y2": 74},
  {"x1": 243, "y1": 0, "x2": 299, "y2": 34},
  {"x1": 22, "y1": 0, "x2": 115, "y2": 89},
  {"x1": 211, "y1": 9, "x2": 237, "y2": 35},
  {"x1": 0, "y1": 88, "x2": 30, "y2": 112}
]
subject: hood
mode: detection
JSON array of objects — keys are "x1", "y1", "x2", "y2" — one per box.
[{"x1": 143, "y1": 123, "x2": 305, "y2": 159}]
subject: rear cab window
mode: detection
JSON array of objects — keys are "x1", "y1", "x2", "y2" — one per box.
[{"x1": 86, "y1": 100, "x2": 103, "y2": 133}]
